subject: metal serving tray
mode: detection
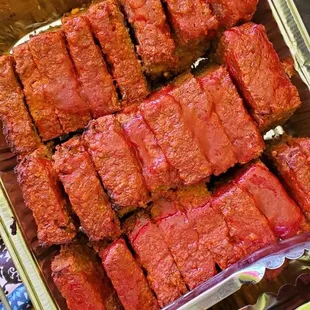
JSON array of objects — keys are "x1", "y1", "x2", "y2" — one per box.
[{"x1": 0, "y1": 0, "x2": 310, "y2": 309}]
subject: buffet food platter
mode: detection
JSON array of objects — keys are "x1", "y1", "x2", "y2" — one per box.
[{"x1": 0, "y1": 0, "x2": 310, "y2": 309}]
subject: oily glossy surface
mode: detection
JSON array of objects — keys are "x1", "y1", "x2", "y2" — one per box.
[{"x1": 29, "y1": 30, "x2": 91, "y2": 133}]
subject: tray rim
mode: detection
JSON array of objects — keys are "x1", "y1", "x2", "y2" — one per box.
[{"x1": 1, "y1": 0, "x2": 310, "y2": 309}]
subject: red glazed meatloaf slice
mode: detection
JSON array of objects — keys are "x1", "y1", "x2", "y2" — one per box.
[
  {"x1": 162, "y1": 0, "x2": 218, "y2": 45},
  {"x1": 170, "y1": 73, "x2": 237, "y2": 175},
  {"x1": 53, "y1": 136, "x2": 121, "y2": 241},
  {"x1": 88, "y1": 0, "x2": 149, "y2": 102},
  {"x1": 270, "y1": 139, "x2": 310, "y2": 220},
  {"x1": 117, "y1": 107, "x2": 180, "y2": 197},
  {"x1": 119, "y1": 0, "x2": 177, "y2": 76},
  {"x1": 13, "y1": 43, "x2": 63, "y2": 141},
  {"x1": 197, "y1": 66, "x2": 264, "y2": 164},
  {"x1": 175, "y1": 183, "x2": 245, "y2": 269},
  {"x1": 16, "y1": 148, "x2": 76, "y2": 246},
  {"x1": 151, "y1": 196, "x2": 216, "y2": 290},
  {"x1": 208, "y1": 0, "x2": 258, "y2": 28},
  {"x1": 124, "y1": 211, "x2": 187, "y2": 307},
  {"x1": 0, "y1": 55, "x2": 42, "y2": 157},
  {"x1": 236, "y1": 161, "x2": 305, "y2": 239},
  {"x1": 62, "y1": 15, "x2": 120, "y2": 118},
  {"x1": 29, "y1": 30, "x2": 91, "y2": 133},
  {"x1": 212, "y1": 184, "x2": 277, "y2": 256},
  {"x1": 140, "y1": 88, "x2": 212, "y2": 185},
  {"x1": 100, "y1": 239, "x2": 159, "y2": 310},
  {"x1": 218, "y1": 23, "x2": 301, "y2": 132},
  {"x1": 83, "y1": 115, "x2": 149, "y2": 215},
  {"x1": 52, "y1": 243, "x2": 122, "y2": 310}
]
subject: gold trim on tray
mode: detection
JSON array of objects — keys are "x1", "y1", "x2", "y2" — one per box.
[{"x1": 0, "y1": 179, "x2": 58, "y2": 310}]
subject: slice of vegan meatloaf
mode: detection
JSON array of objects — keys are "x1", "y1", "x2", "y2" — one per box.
[
  {"x1": 162, "y1": 0, "x2": 218, "y2": 45},
  {"x1": 151, "y1": 196, "x2": 216, "y2": 290},
  {"x1": 119, "y1": 0, "x2": 177, "y2": 76},
  {"x1": 207, "y1": 0, "x2": 258, "y2": 28},
  {"x1": 53, "y1": 136, "x2": 121, "y2": 241},
  {"x1": 212, "y1": 184, "x2": 277, "y2": 256},
  {"x1": 174, "y1": 183, "x2": 245, "y2": 269},
  {"x1": 124, "y1": 211, "x2": 187, "y2": 308},
  {"x1": 269, "y1": 139, "x2": 310, "y2": 220},
  {"x1": 100, "y1": 239, "x2": 159, "y2": 310},
  {"x1": 13, "y1": 43, "x2": 63, "y2": 141},
  {"x1": 83, "y1": 115, "x2": 149, "y2": 215},
  {"x1": 218, "y1": 23, "x2": 301, "y2": 132},
  {"x1": 117, "y1": 107, "x2": 180, "y2": 197},
  {"x1": 0, "y1": 55, "x2": 42, "y2": 157},
  {"x1": 236, "y1": 161, "x2": 305, "y2": 239},
  {"x1": 140, "y1": 88, "x2": 212, "y2": 185},
  {"x1": 52, "y1": 243, "x2": 122, "y2": 310},
  {"x1": 88, "y1": 0, "x2": 149, "y2": 102},
  {"x1": 29, "y1": 30, "x2": 91, "y2": 134},
  {"x1": 62, "y1": 14, "x2": 120, "y2": 118},
  {"x1": 170, "y1": 73, "x2": 237, "y2": 176},
  {"x1": 197, "y1": 66, "x2": 264, "y2": 164},
  {"x1": 16, "y1": 148, "x2": 76, "y2": 246}
]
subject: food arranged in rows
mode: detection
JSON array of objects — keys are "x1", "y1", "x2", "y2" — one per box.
[
  {"x1": 0, "y1": 1, "x2": 300, "y2": 146},
  {"x1": 51, "y1": 160, "x2": 310, "y2": 310},
  {"x1": 16, "y1": 62, "x2": 266, "y2": 246},
  {"x1": 0, "y1": 0, "x2": 307, "y2": 309}
]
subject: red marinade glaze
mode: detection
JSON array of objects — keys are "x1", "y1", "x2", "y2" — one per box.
[
  {"x1": 63, "y1": 15, "x2": 120, "y2": 118},
  {"x1": 83, "y1": 115, "x2": 149, "y2": 214},
  {"x1": 294, "y1": 138, "x2": 310, "y2": 161},
  {"x1": 29, "y1": 30, "x2": 91, "y2": 134},
  {"x1": 236, "y1": 161, "x2": 304, "y2": 239},
  {"x1": 162, "y1": 0, "x2": 218, "y2": 45},
  {"x1": 151, "y1": 197, "x2": 216, "y2": 290},
  {"x1": 198, "y1": 66, "x2": 264, "y2": 164},
  {"x1": 125, "y1": 211, "x2": 187, "y2": 308},
  {"x1": 140, "y1": 88, "x2": 212, "y2": 185},
  {"x1": 271, "y1": 142, "x2": 310, "y2": 220},
  {"x1": 119, "y1": 0, "x2": 177, "y2": 75},
  {"x1": 52, "y1": 243, "x2": 122, "y2": 310},
  {"x1": 100, "y1": 239, "x2": 159, "y2": 310},
  {"x1": 185, "y1": 202, "x2": 245, "y2": 270},
  {"x1": 87, "y1": 0, "x2": 149, "y2": 102},
  {"x1": 219, "y1": 22, "x2": 301, "y2": 131},
  {"x1": 0, "y1": 55, "x2": 42, "y2": 157},
  {"x1": 175, "y1": 183, "x2": 244, "y2": 269},
  {"x1": 53, "y1": 136, "x2": 121, "y2": 241},
  {"x1": 208, "y1": 0, "x2": 258, "y2": 28},
  {"x1": 170, "y1": 73, "x2": 236, "y2": 175},
  {"x1": 16, "y1": 149, "x2": 76, "y2": 246},
  {"x1": 13, "y1": 43, "x2": 63, "y2": 141},
  {"x1": 212, "y1": 184, "x2": 277, "y2": 256},
  {"x1": 117, "y1": 108, "x2": 180, "y2": 196}
]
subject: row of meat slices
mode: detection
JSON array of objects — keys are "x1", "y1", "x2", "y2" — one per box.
[
  {"x1": 4, "y1": 0, "x2": 258, "y2": 143},
  {"x1": 0, "y1": 19, "x2": 300, "y2": 151},
  {"x1": 15, "y1": 64, "x2": 265, "y2": 245},
  {"x1": 51, "y1": 160, "x2": 309, "y2": 310}
]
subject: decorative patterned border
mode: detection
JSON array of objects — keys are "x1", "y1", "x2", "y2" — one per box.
[{"x1": 0, "y1": 179, "x2": 57, "y2": 310}]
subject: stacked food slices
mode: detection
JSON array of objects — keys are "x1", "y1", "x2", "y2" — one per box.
[{"x1": 0, "y1": 0, "x2": 309, "y2": 309}]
